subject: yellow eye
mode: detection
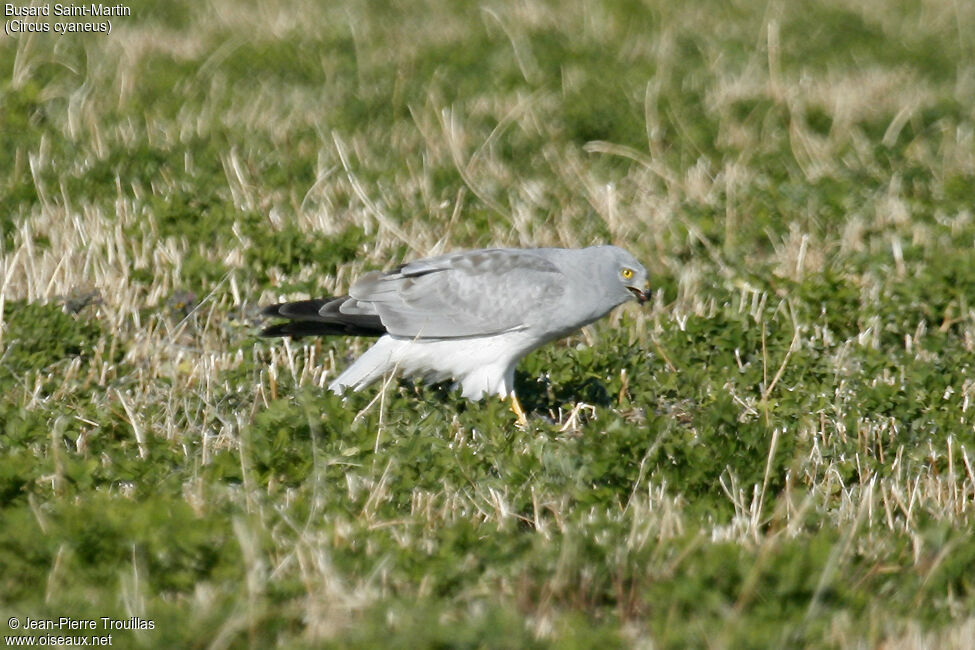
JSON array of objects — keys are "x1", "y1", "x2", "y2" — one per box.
[{"x1": 622, "y1": 268, "x2": 634, "y2": 280}]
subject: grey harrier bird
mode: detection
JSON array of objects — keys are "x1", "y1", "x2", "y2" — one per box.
[{"x1": 260, "y1": 245, "x2": 649, "y2": 426}]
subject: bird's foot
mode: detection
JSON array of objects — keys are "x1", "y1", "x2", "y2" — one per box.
[{"x1": 509, "y1": 394, "x2": 529, "y2": 429}]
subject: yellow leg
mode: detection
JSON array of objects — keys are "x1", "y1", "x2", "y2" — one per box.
[{"x1": 509, "y1": 394, "x2": 529, "y2": 428}]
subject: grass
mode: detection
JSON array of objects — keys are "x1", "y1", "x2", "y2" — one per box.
[{"x1": 1, "y1": 0, "x2": 974, "y2": 646}]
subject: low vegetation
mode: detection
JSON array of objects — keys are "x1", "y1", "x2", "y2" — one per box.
[{"x1": 1, "y1": 0, "x2": 973, "y2": 646}]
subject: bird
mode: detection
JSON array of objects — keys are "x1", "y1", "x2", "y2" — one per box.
[{"x1": 260, "y1": 245, "x2": 649, "y2": 426}]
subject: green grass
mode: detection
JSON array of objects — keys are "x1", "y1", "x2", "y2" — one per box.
[{"x1": 2, "y1": 0, "x2": 975, "y2": 647}]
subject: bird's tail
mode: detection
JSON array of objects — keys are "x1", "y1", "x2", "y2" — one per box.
[{"x1": 327, "y1": 336, "x2": 400, "y2": 394}]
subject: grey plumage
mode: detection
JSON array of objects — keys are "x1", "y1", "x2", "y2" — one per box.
[{"x1": 260, "y1": 245, "x2": 649, "y2": 408}]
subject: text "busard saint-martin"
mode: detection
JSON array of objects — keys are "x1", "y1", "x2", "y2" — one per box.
[{"x1": 5, "y1": 4, "x2": 131, "y2": 17}]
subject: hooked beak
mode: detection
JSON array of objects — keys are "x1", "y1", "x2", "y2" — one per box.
[{"x1": 627, "y1": 284, "x2": 650, "y2": 304}]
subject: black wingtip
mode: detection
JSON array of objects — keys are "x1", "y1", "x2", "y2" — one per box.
[
  {"x1": 263, "y1": 299, "x2": 332, "y2": 320},
  {"x1": 259, "y1": 296, "x2": 387, "y2": 339},
  {"x1": 259, "y1": 321, "x2": 326, "y2": 339}
]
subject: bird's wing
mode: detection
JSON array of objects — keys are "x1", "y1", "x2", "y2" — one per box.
[
  {"x1": 345, "y1": 249, "x2": 567, "y2": 338},
  {"x1": 260, "y1": 298, "x2": 386, "y2": 337}
]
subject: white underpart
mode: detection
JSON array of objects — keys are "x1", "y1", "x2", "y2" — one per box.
[{"x1": 328, "y1": 331, "x2": 544, "y2": 399}]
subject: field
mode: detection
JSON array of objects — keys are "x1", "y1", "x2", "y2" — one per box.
[{"x1": 2, "y1": 0, "x2": 975, "y2": 647}]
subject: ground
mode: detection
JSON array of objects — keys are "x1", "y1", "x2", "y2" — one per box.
[{"x1": 1, "y1": 0, "x2": 974, "y2": 647}]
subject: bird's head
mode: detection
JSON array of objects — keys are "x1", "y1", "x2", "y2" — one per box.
[{"x1": 604, "y1": 246, "x2": 650, "y2": 304}]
